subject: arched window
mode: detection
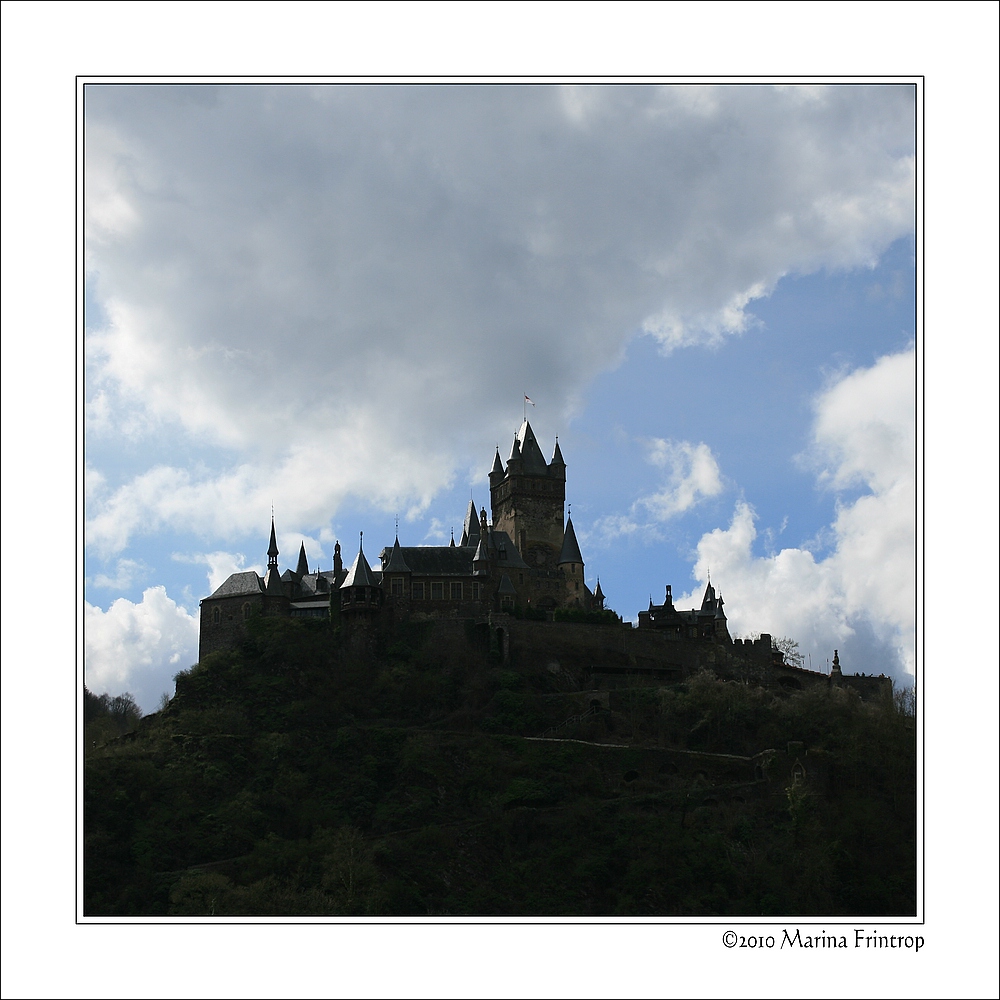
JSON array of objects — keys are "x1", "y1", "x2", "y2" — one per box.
[
  {"x1": 212, "y1": 607, "x2": 221, "y2": 625},
  {"x1": 242, "y1": 603, "x2": 251, "y2": 620}
]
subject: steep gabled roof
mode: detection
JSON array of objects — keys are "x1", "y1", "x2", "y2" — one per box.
[
  {"x1": 490, "y1": 529, "x2": 529, "y2": 569},
  {"x1": 383, "y1": 537, "x2": 413, "y2": 574},
  {"x1": 208, "y1": 571, "x2": 263, "y2": 599},
  {"x1": 558, "y1": 515, "x2": 583, "y2": 565}
]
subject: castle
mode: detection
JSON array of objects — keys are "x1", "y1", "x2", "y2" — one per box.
[
  {"x1": 197, "y1": 420, "x2": 888, "y2": 700},
  {"x1": 199, "y1": 420, "x2": 604, "y2": 659}
]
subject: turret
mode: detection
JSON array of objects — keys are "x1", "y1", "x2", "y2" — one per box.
[
  {"x1": 489, "y1": 448, "x2": 505, "y2": 487},
  {"x1": 549, "y1": 438, "x2": 566, "y2": 482},
  {"x1": 490, "y1": 419, "x2": 567, "y2": 568},
  {"x1": 262, "y1": 516, "x2": 290, "y2": 613},
  {"x1": 295, "y1": 541, "x2": 309, "y2": 577},
  {"x1": 264, "y1": 517, "x2": 283, "y2": 594},
  {"x1": 831, "y1": 649, "x2": 842, "y2": 677},
  {"x1": 340, "y1": 532, "x2": 382, "y2": 612}
]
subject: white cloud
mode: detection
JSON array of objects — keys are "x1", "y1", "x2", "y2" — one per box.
[
  {"x1": 172, "y1": 550, "x2": 263, "y2": 594},
  {"x1": 84, "y1": 84, "x2": 914, "y2": 553},
  {"x1": 640, "y1": 439, "x2": 724, "y2": 519},
  {"x1": 679, "y1": 348, "x2": 915, "y2": 677},
  {"x1": 85, "y1": 587, "x2": 199, "y2": 713},
  {"x1": 90, "y1": 557, "x2": 148, "y2": 590}
]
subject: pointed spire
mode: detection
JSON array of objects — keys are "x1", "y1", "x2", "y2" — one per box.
[
  {"x1": 558, "y1": 514, "x2": 583, "y2": 565},
  {"x1": 491, "y1": 448, "x2": 504, "y2": 476},
  {"x1": 550, "y1": 437, "x2": 565, "y2": 467},
  {"x1": 508, "y1": 433, "x2": 522, "y2": 464},
  {"x1": 449, "y1": 528, "x2": 456, "y2": 547},
  {"x1": 296, "y1": 541, "x2": 309, "y2": 577},
  {"x1": 461, "y1": 498, "x2": 481, "y2": 548},
  {"x1": 594, "y1": 578, "x2": 604, "y2": 601},
  {"x1": 714, "y1": 593, "x2": 727, "y2": 620},
  {"x1": 516, "y1": 419, "x2": 548, "y2": 474},
  {"x1": 701, "y1": 580, "x2": 717, "y2": 610},
  {"x1": 267, "y1": 516, "x2": 279, "y2": 569}
]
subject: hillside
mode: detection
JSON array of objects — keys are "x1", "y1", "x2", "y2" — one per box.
[{"x1": 84, "y1": 616, "x2": 916, "y2": 916}]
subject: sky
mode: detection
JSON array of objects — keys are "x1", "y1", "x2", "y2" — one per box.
[{"x1": 82, "y1": 82, "x2": 919, "y2": 712}]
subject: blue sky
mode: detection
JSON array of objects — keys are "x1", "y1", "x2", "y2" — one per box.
[{"x1": 83, "y1": 83, "x2": 917, "y2": 711}]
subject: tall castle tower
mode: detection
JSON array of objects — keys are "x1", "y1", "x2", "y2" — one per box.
[{"x1": 489, "y1": 420, "x2": 566, "y2": 572}]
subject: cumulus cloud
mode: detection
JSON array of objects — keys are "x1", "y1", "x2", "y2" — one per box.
[
  {"x1": 85, "y1": 587, "x2": 199, "y2": 713},
  {"x1": 678, "y1": 348, "x2": 915, "y2": 678},
  {"x1": 172, "y1": 550, "x2": 263, "y2": 594},
  {"x1": 90, "y1": 557, "x2": 149, "y2": 590},
  {"x1": 84, "y1": 84, "x2": 914, "y2": 553},
  {"x1": 588, "y1": 438, "x2": 724, "y2": 545},
  {"x1": 640, "y1": 439, "x2": 724, "y2": 519}
]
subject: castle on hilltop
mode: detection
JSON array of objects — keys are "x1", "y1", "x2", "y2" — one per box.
[
  {"x1": 199, "y1": 420, "x2": 606, "y2": 660},
  {"x1": 196, "y1": 421, "x2": 888, "y2": 700}
]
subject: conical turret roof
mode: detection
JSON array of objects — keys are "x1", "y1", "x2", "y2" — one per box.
[
  {"x1": 558, "y1": 515, "x2": 584, "y2": 565},
  {"x1": 296, "y1": 541, "x2": 309, "y2": 577},
  {"x1": 491, "y1": 449, "x2": 504, "y2": 476},
  {"x1": 341, "y1": 534, "x2": 378, "y2": 588},
  {"x1": 550, "y1": 438, "x2": 565, "y2": 467}
]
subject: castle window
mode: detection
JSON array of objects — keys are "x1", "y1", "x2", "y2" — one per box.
[
  {"x1": 500, "y1": 595, "x2": 514, "y2": 612},
  {"x1": 212, "y1": 607, "x2": 221, "y2": 625},
  {"x1": 574, "y1": 581, "x2": 579, "y2": 591},
  {"x1": 242, "y1": 603, "x2": 251, "y2": 620},
  {"x1": 471, "y1": 582, "x2": 482, "y2": 600},
  {"x1": 391, "y1": 577, "x2": 403, "y2": 597},
  {"x1": 431, "y1": 582, "x2": 444, "y2": 600},
  {"x1": 450, "y1": 582, "x2": 462, "y2": 600},
  {"x1": 412, "y1": 582, "x2": 424, "y2": 599}
]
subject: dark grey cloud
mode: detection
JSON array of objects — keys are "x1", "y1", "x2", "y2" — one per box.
[{"x1": 85, "y1": 83, "x2": 914, "y2": 549}]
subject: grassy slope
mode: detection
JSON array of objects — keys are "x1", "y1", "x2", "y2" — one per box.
[{"x1": 84, "y1": 616, "x2": 916, "y2": 916}]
